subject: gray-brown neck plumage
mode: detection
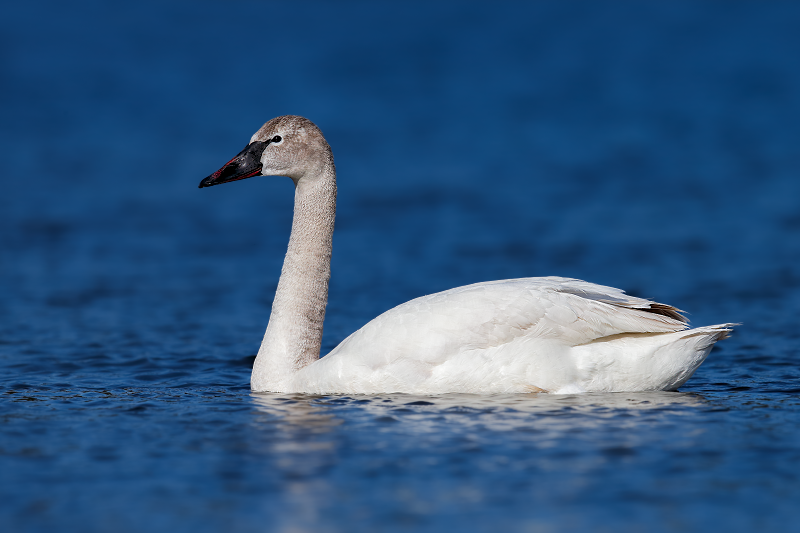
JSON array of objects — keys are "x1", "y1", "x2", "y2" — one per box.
[{"x1": 251, "y1": 161, "x2": 336, "y2": 391}]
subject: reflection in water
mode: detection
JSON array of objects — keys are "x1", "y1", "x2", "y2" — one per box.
[
  {"x1": 250, "y1": 393, "x2": 343, "y2": 533},
  {"x1": 250, "y1": 391, "x2": 710, "y2": 446},
  {"x1": 251, "y1": 392, "x2": 344, "y2": 432},
  {"x1": 248, "y1": 390, "x2": 712, "y2": 532},
  {"x1": 253, "y1": 390, "x2": 707, "y2": 413}
]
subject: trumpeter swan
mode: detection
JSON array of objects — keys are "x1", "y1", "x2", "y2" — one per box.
[{"x1": 199, "y1": 115, "x2": 734, "y2": 394}]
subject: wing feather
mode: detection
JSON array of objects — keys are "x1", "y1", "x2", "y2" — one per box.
[
  {"x1": 327, "y1": 277, "x2": 686, "y2": 361},
  {"x1": 296, "y1": 278, "x2": 717, "y2": 394}
]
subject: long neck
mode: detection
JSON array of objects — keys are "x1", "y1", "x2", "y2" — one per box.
[{"x1": 251, "y1": 163, "x2": 336, "y2": 391}]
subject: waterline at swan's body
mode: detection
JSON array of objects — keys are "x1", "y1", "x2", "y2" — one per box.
[{"x1": 199, "y1": 115, "x2": 734, "y2": 395}]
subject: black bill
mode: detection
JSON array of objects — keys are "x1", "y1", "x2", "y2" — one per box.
[{"x1": 198, "y1": 141, "x2": 268, "y2": 188}]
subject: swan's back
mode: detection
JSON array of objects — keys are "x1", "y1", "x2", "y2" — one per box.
[{"x1": 293, "y1": 277, "x2": 733, "y2": 394}]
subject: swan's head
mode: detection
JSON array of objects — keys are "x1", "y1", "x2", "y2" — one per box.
[{"x1": 198, "y1": 115, "x2": 332, "y2": 188}]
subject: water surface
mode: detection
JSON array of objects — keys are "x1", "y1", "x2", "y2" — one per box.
[{"x1": 1, "y1": 1, "x2": 799, "y2": 531}]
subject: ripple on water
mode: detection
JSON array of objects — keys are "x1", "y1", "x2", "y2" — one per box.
[{"x1": 2, "y1": 1, "x2": 800, "y2": 531}]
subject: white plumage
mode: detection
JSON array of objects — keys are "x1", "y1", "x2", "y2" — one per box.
[
  {"x1": 200, "y1": 115, "x2": 734, "y2": 395},
  {"x1": 295, "y1": 277, "x2": 732, "y2": 394}
]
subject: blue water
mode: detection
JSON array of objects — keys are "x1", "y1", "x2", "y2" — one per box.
[{"x1": 2, "y1": 1, "x2": 799, "y2": 531}]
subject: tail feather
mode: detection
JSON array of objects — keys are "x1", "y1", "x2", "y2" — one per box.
[
  {"x1": 661, "y1": 323, "x2": 737, "y2": 390},
  {"x1": 678, "y1": 323, "x2": 737, "y2": 342},
  {"x1": 573, "y1": 323, "x2": 737, "y2": 392}
]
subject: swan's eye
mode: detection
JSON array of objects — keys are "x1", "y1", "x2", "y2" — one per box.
[{"x1": 271, "y1": 135, "x2": 282, "y2": 144}]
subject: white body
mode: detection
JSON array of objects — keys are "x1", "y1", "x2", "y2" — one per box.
[
  {"x1": 206, "y1": 116, "x2": 733, "y2": 395},
  {"x1": 270, "y1": 277, "x2": 732, "y2": 394}
]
